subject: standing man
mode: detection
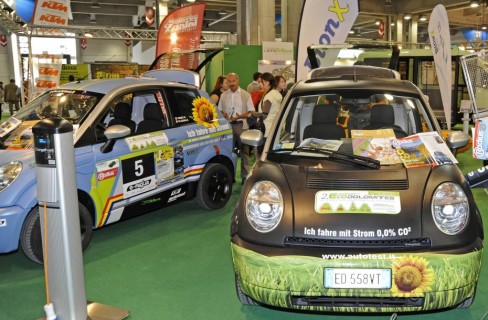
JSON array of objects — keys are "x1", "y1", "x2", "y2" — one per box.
[
  {"x1": 4, "y1": 79, "x2": 20, "y2": 115},
  {"x1": 218, "y1": 72, "x2": 255, "y2": 184}
]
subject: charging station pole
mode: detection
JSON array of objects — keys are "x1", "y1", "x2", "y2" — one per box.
[{"x1": 33, "y1": 119, "x2": 129, "y2": 320}]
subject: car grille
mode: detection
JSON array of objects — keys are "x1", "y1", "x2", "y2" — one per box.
[
  {"x1": 284, "y1": 237, "x2": 431, "y2": 249},
  {"x1": 291, "y1": 296, "x2": 424, "y2": 308},
  {"x1": 307, "y1": 178, "x2": 408, "y2": 190}
]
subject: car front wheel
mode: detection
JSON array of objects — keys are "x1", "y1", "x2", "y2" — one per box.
[
  {"x1": 196, "y1": 163, "x2": 232, "y2": 210},
  {"x1": 20, "y1": 203, "x2": 93, "y2": 264},
  {"x1": 235, "y1": 275, "x2": 259, "y2": 306}
]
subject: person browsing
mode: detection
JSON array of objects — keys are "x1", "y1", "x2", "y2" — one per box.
[{"x1": 218, "y1": 72, "x2": 255, "y2": 184}]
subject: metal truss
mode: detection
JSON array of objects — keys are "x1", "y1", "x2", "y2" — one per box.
[{"x1": 27, "y1": 25, "x2": 158, "y2": 41}]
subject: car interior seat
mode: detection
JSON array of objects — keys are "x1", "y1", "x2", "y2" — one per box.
[
  {"x1": 302, "y1": 103, "x2": 346, "y2": 140},
  {"x1": 136, "y1": 103, "x2": 165, "y2": 134},
  {"x1": 108, "y1": 102, "x2": 136, "y2": 134},
  {"x1": 363, "y1": 104, "x2": 408, "y2": 138}
]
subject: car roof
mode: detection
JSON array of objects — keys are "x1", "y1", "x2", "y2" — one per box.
[
  {"x1": 292, "y1": 75, "x2": 422, "y2": 97},
  {"x1": 59, "y1": 75, "x2": 195, "y2": 94}
]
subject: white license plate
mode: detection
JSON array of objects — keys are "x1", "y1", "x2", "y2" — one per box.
[{"x1": 324, "y1": 268, "x2": 392, "y2": 289}]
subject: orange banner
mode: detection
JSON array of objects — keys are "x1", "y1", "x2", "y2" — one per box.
[{"x1": 156, "y1": 3, "x2": 206, "y2": 70}]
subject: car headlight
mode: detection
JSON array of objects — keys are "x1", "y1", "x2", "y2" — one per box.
[
  {"x1": 246, "y1": 181, "x2": 284, "y2": 233},
  {"x1": 431, "y1": 182, "x2": 469, "y2": 235},
  {"x1": 0, "y1": 162, "x2": 22, "y2": 192}
]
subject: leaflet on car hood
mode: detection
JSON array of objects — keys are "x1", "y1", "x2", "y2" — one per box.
[{"x1": 280, "y1": 163, "x2": 430, "y2": 240}]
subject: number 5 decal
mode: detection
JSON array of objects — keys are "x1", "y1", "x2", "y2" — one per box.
[
  {"x1": 135, "y1": 159, "x2": 144, "y2": 177},
  {"x1": 121, "y1": 153, "x2": 156, "y2": 198}
]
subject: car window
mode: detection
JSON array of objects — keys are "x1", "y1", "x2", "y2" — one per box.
[
  {"x1": 272, "y1": 92, "x2": 427, "y2": 150},
  {"x1": 164, "y1": 88, "x2": 198, "y2": 127}
]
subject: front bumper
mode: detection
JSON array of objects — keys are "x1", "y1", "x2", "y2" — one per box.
[
  {"x1": 231, "y1": 237, "x2": 483, "y2": 312},
  {"x1": 0, "y1": 206, "x2": 27, "y2": 253}
]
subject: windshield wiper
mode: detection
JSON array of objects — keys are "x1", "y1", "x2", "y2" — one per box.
[{"x1": 293, "y1": 146, "x2": 381, "y2": 169}]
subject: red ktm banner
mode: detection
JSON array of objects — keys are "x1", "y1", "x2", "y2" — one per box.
[
  {"x1": 156, "y1": 3, "x2": 206, "y2": 70},
  {"x1": 0, "y1": 35, "x2": 7, "y2": 47}
]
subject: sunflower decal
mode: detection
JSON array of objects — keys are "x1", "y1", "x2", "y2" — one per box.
[
  {"x1": 391, "y1": 255, "x2": 434, "y2": 296},
  {"x1": 192, "y1": 97, "x2": 219, "y2": 128}
]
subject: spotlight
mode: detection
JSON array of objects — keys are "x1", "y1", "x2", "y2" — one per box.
[
  {"x1": 218, "y1": 10, "x2": 227, "y2": 15},
  {"x1": 419, "y1": 15, "x2": 427, "y2": 21},
  {"x1": 375, "y1": 19, "x2": 381, "y2": 25},
  {"x1": 84, "y1": 32, "x2": 93, "y2": 37},
  {"x1": 483, "y1": 24, "x2": 488, "y2": 30},
  {"x1": 404, "y1": 14, "x2": 412, "y2": 20},
  {"x1": 470, "y1": 0, "x2": 480, "y2": 7}
]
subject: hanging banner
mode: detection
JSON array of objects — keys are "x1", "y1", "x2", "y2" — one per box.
[
  {"x1": 32, "y1": 0, "x2": 71, "y2": 26},
  {"x1": 33, "y1": 54, "x2": 63, "y2": 95},
  {"x1": 296, "y1": 0, "x2": 359, "y2": 81},
  {"x1": 428, "y1": 4, "x2": 452, "y2": 130},
  {"x1": 155, "y1": 3, "x2": 206, "y2": 70}
]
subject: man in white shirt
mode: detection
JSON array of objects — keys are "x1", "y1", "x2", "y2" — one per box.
[{"x1": 218, "y1": 72, "x2": 255, "y2": 183}]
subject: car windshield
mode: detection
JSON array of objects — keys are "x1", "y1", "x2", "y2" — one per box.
[
  {"x1": 271, "y1": 91, "x2": 435, "y2": 161},
  {"x1": 0, "y1": 90, "x2": 101, "y2": 149}
]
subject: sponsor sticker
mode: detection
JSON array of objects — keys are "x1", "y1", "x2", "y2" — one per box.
[{"x1": 315, "y1": 191, "x2": 401, "y2": 214}]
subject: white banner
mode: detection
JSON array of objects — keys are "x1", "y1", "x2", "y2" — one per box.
[
  {"x1": 262, "y1": 41, "x2": 294, "y2": 61},
  {"x1": 296, "y1": 0, "x2": 359, "y2": 81},
  {"x1": 33, "y1": 54, "x2": 63, "y2": 95},
  {"x1": 428, "y1": 4, "x2": 452, "y2": 129},
  {"x1": 32, "y1": 0, "x2": 71, "y2": 26}
]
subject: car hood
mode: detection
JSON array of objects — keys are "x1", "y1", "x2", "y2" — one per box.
[{"x1": 280, "y1": 161, "x2": 430, "y2": 240}]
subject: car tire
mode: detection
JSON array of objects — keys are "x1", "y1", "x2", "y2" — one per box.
[
  {"x1": 196, "y1": 163, "x2": 232, "y2": 210},
  {"x1": 20, "y1": 203, "x2": 93, "y2": 264},
  {"x1": 456, "y1": 292, "x2": 476, "y2": 308},
  {"x1": 235, "y1": 275, "x2": 259, "y2": 306}
]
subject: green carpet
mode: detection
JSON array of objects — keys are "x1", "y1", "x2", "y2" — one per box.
[{"x1": 0, "y1": 151, "x2": 487, "y2": 319}]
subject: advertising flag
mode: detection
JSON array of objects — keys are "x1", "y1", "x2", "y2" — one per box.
[
  {"x1": 296, "y1": 0, "x2": 359, "y2": 81},
  {"x1": 32, "y1": 0, "x2": 71, "y2": 26},
  {"x1": 156, "y1": 3, "x2": 206, "y2": 70},
  {"x1": 428, "y1": 4, "x2": 452, "y2": 129}
]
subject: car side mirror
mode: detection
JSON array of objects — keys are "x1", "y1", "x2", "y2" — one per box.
[
  {"x1": 240, "y1": 129, "x2": 264, "y2": 147},
  {"x1": 100, "y1": 124, "x2": 131, "y2": 153},
  {"x1": 445, "y1": 131, "x2": 470, "y2": 156}
]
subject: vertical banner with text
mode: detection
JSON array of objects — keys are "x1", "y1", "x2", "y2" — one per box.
[
  {"x1": 32, "y1": 0, "x2": 71, "y2": 26},
  {"x1": 296, "y1": 0, "x2": 359, "y2": 81},
  {"x1": 155, "y1": 3, "x2": 206, "y2": 70},
  {"x1": 34, "y1": 54, "x2": 63, "y2": 95},
  {"x1": 428, "y1": 4, "x2": 452, "y2": 130}
]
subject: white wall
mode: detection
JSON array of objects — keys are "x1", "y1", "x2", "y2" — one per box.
[
  {"x1": 0, "y1": 39, "x2": 15, "y2": 85},
  {"x1": 132, "y1": 41, "x2": 156, "y2": 65},
  {"x1": 78, "y1": 38, "x2": 130, "y2": 63}
]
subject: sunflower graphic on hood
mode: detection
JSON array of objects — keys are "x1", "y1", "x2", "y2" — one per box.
[
  {"x1": 391, "y1": 255, "x2": 434, "y2": 296},
  {"x1": 192, "y1": 97, "x2": 219, "y2": 128}
]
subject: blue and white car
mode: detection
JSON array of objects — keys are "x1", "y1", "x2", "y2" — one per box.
[{"x1": 0, "y1": 49, "x2": 237, "y2": 263}]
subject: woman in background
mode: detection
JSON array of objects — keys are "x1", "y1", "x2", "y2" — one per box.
[
  {"x1": 254, "y1": 72, "x2": 282, "y2": 138},
  {"x1": 210, "y1": 75, "x2": 229, "y2": 105},
  {"x1": 275, "y1": 75, "x2": 287, "y2": 98}
]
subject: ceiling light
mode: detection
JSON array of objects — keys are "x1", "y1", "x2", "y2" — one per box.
[
  {"x1": 187, "y1": 0, "x2": 196, "y2": 2},
  {"x1": 349, "y1": 30, "x2": 355, "y2": 34},
  {"x1": 375, "y1": 19, "x2": 381, "y2": 25},
  {"x1": 84, "y1": 32, "x2": 93, "y2": 37},
  {"x1": 404, "y1": 14, "x2": 412, "y2": 20},
  {"x1": 470, "y1": 0, "x2": 480, "y2": 7},
  {"x1": 218, "y1": 10, "x2": 227, "y2": 15},
  {"x1": 90, "y1": 0, "x2": 100, "y2": 8},
  {"x1": 483, "y1": 24, "x2": 488, "y2": 30},
  {"x1": 419, "y1": 15, "x2": 427, "y2": 21},
  {"x1": 391, "y1": 22, "x2": 395, "y2": 26}
]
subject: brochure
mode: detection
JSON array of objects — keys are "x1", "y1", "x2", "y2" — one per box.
[
  {"x1": 299, "y1": 138, "x2": 343, "y2": 151},
  {"x1": 391, "y1": 132, "x2": 457, "y2": 167},
  {"x1": 351, "y1": 129, "x2": 401, "y2": 165}
]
